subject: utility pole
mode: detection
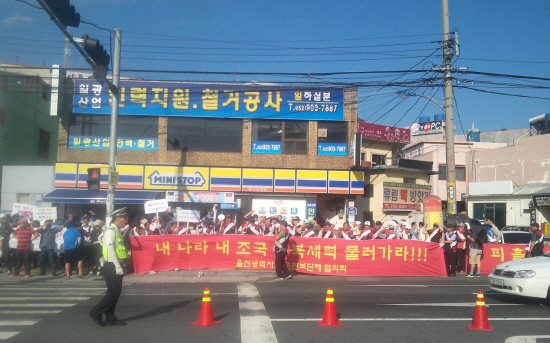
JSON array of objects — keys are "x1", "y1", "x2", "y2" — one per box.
[
  {"x1": 442, "y1": 0, "x2": 457, "y2": 214},
  {"x1": 106, "y1": 28, "x2": 121, "y2": 225}
]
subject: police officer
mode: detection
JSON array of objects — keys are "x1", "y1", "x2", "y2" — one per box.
[
  {"x1": 274, "y1": 220, "x2": 291, "y2": 280},
  {"x1": 89, "y1": 208, "x2": 129, "y2": 327}
]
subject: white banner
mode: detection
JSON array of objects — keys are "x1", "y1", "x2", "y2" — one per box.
[
  {"x1": 144, "y1": 199, "x2": 169, "y2": 214},
  {"x1": 12, "y1": 203, "x2": 37, "y2": 216},
  {"x1": 33, "y1": 207, "x2": 58, "y2": 224},
  {"x1": 176, "y1": 209, "x2": 201, "y2": 223}
]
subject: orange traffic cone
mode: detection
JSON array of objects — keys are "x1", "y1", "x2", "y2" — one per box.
[
  {"x1": 191, "y1": 288, "x2": 222, "y2": 327},
  {"x1": 318, "y1": 288, "x2": 343, "y2": 327},
  {"x1": 467, "y1": 291, "x2": 494, "y2": 331}
]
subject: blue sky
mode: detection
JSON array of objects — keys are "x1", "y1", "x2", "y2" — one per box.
[{"x1": 2, "y1": 0, "x2": 549, "y2": 134}]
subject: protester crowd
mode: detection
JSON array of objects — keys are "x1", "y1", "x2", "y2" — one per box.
[{"x1": 0, "y1": 209, "x2": 543, "y2": 279}]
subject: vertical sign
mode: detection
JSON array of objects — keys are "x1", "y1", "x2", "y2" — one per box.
[{"x1": 306, "y1": 202, "x2": 317, "y2": 221}]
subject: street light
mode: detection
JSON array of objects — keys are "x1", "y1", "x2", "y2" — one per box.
[{"x1": 397, "y1": 90, "x2": 456, "y2": 215}]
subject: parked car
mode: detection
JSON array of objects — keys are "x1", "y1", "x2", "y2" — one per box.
[
  {"x1": 501, "y1": 225, "x2": 530, "y2": 233},
  {"x1": 489, "y1": 253, "x2": 550, "y2": 301},
  {"x1": 500, "y1": 229, "x2": 532, "y2": 245}
]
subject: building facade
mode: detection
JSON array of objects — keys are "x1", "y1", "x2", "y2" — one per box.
[{"x1": 44, "y1": 77, "x2": 365, "y2": 226}]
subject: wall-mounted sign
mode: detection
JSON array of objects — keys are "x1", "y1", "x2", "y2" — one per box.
[
  {"x1": 252, "y1": 141, "x2": 282, "y2": 154},
  {"x1": 357, "y1": 122, "x2": 410, "y2": 144},
  {"x1": 410, "y1": 121, "x2": 443, "y2": 136},
  {"x1": 382, "y1": 182, "x2": 431, "y2": 211},
  {"x1": 68, "y1": 136, "x2": 158, "y2": 151},
  {"x1": 166, "y1": 191, "x2": 234, "y2": 203},
  {"x1": 317, "y1": 143, "x2": 347, "y2": 156},
  {"x1": 73, "y1": 80, "x2": 344, "y2": 121}
]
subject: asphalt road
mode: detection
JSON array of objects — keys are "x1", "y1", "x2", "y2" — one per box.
[{"x1": 1, "y1": 273, "x2": 550, "y2": 343}]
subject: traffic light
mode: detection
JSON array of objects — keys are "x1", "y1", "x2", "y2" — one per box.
[
  {"x1": 87, "y1": 168, "x2": 101, "y2": 191},
  {"x1": 43, "y1": 0, "x2": 80, "y2": 28},
  {"x1": 81, "y1": 34, "x2": 110, "y2": 69}
]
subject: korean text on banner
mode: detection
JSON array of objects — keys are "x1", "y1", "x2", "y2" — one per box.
[
  {"x1": 144, "y1": 199, "x2": 169, "y2": 214},
  {"x1": 130, "y1": 236, "x2": 447, "y2": 276},
  {"x1": 12, "y1": 203, "x2": 37, "y2": 216},
  {"x1": 33, "y1": 207, "x2": 58, "y2": 224},
  {"x1": 176, "y1": 209, "x2": 201, "y2": 223}
]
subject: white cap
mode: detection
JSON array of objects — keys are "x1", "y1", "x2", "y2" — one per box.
[{"x1": 364, "y1": 221, "x2": 371, "y2": 226}]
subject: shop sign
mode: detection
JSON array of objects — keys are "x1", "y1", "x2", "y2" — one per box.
[
  {"x1": 382, "y1": 182, "x2": 431, "y2": 211},
  {"x1": 357, "y1": 122, "x2": 410, "y2": 143},
  {"x1": 144, "y1": 166, "x2": 210, "y2": 190},
  {"x1": 532, "y1": 194, "x2": 550, "y2": 207},
  {"x1": 252, "y1": 141, "x2": 282, "y2": 154},
  {"x1": 410, "y1": 121, "x2": 443, "y2": 136},
  {"x1": 68, "y1": 136, "x2": 158, "y2": 151},
  {"x1": 306, "y1": 202, "x2": 317, "y2": 221},
  {"x1": 317, "y1": 143, "x2": 347, "y2": 156},
  {"x1": 221, "y1": 203, "x2": 239, "y2": 210},
  {"x1": 166, "y1": 191, "x2": 234, "y2": 203},
  {"x1": 73, "y1": 80, "x2": 344, "y2": 121}
]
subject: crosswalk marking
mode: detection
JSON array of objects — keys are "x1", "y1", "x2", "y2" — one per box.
[
  {"x1": 0, "y1": 332, "x2": 20, "y2": 340},
  {"x1": 0, "y1": 311, "x2": 62, "y2": 314},
  {"x1": 0, "y1": 320, "x2": 40, "y2": 326}
]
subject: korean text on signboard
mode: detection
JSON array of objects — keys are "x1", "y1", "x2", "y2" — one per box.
[
  {"x1": 69, "y1": 136, "x2": 158, "y2": 151},
  {"x1": 382, "y1": 182, "x2": 431, "y2": 211},
  {"x1": 317, "y1": 143, "x2": 347, "y2": 156},
  {"x1": 73, "y1": 80, "x2": 344, "y2": 121},
  {"x1": 410, "y1": 121, "x2": 444, "y2": 136},
  {"x1": 357, "y1": 122, "x2": 410, "y2": 143}
]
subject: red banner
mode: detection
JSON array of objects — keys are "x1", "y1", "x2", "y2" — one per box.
[
  {"x1": 130, "y1": 235, "x2": 447, "y2": 276},
  {"x1": 479, "y1": 243, "x2": 530, "y2": 274}
]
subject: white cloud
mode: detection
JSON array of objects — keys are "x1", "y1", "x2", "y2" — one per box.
[{"x1": 2, "y1": 15, "x2": 33, "y2": 25}]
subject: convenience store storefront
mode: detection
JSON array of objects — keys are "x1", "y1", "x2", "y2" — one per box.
[{"x1": 45, "y1": 163, "x2": 364, "y2": 222}]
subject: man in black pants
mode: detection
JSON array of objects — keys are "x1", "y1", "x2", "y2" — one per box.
[
  {"x1": 89, "y1": 208, "x2": 129, "y2": 327},
  {"x1": 274, "y1": 220, "x2": 291, "y2": 280}
]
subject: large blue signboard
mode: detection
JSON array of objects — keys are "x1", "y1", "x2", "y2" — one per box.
[{"x1": 73, "y1": 80, "x2": 344, "y2": 121}]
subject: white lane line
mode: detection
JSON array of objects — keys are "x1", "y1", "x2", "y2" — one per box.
[
  {"x1": 505, "y1": 336, "x2": 550, "y2": 343},
  {"x1": 124, "y1": 293, "x2": 237, "y2": 296},
  {"x1": 0, "y1": 304, "x2": 75, "y2": 307},
  {"x1": 0, "y1": 320, "x2": 40, "y2": 326},
  {"x1": 0, "y1": 311, "x2": 62, "y2": 314},
  {"x1": 238, "y1": 283, "x2": 278, "y2": 343},
  {"x1": 271, "y1": 318, "x2": 550, "y2": 322},
  {"x1": 0, "y1": 288, "x2": 104, "y2": 291},
  {"x1": 0, "y1": 332, "x2": 20, "y2": 340},
  {"x1": 380, "y1": 303, "x2": 522, "y2": 307},
  {"x1": 0, "y1": 297, "x2": 90, "y2": 301},
  {"x1": 348, "y1": 285, "x2": 487, "y2": 287}
]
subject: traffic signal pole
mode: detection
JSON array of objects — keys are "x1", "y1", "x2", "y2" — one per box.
[{"x1": 106, "y1": 28, "x2": 121, "y2": 225}]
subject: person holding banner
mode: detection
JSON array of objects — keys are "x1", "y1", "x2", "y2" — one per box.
[
  {"x1": 274, "y1": 220, "x2": 292, "y2": 280},
  {"x1": 318, "y1": 222, "x2": 335, "y2": 239},
  {"x1": 220, "y1": 215, "x2": 237, "y2": 234}
]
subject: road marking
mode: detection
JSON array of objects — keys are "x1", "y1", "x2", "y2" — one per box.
[
  {"x1": 271, "y1": 317, "x2": 550, "y2": 322},
  {"x1": 0, "y1": 288, "x2": 104, "y2": 291},
  {"x1": 0, "y1": 304, "x2": 75, "y2": 307},
  {"x1": 505, "y1": 336, "x2": 550, "y2": 343},
  {"x1": 238, "y1": 283, "x2": 278, "y2": 343},
  {"x1": 0, "y1": 320, "x2": 40, "y2": 326},
  {"x1": 0, "y1": 311, "x2": 62, "y2": 314},
  {"x1": 380, "y1": 303, "x2": 522, "y2": 307},
  {"x1": 124, "y1": 293, "x2": 237, "y2": 296},
  {"x1": 0, "y1": 332, "x2": 20, "y2": 340},
  {"x1": 0, "y1": 297, "x2": 90, "y2": 301},
  {"x1": 348, "y1": 285, "x2": 487, "y2": 287}
]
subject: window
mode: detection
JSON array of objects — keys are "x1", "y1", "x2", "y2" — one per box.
[
  {"x1": 17, "y1": 194, "x2": 30, "y2": 204},
  {"x1": 372, "y1": 154, "x2": 386, "y2": 166},
  {"x1": 317, "y1": 121, "x2": 347, "y2": 143},
  {"x1": 168, "y1": 117, "x2": 242, "y2": 152},
  {"x1": 38, "y1": 129, "x2": 50, "y2": 159},
  {"x1": 253, "y1": 120, "x2": 308, "y2": 154},
  {"x1": 70, "y1": 114, "x2": 158, "y2": 138},
  {"x1": 403, "y1": 177, "x2": 416, "y2": 184},
  {"x1": 438, "y1": 165, "x2": 466, "y2": 181}
]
